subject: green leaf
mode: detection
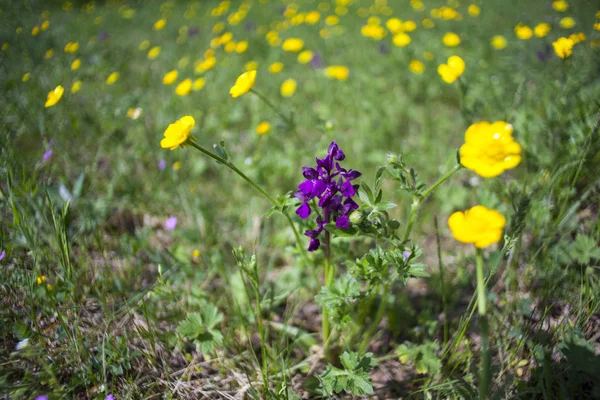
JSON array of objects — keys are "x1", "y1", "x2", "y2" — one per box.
[
  {"x1": 315, "y1": 275, "x2": 360, "y2": 322},
  {"x1": 177, "y1": 304, "x2": 224, "y2": 353},
  {"x1": 319, "y1": 352, "x2": 376, "y2": 397}
]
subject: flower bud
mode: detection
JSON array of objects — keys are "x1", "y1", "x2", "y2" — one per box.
[{"x1": 349, "y1": 211, "x2": 363, "y2": 224}]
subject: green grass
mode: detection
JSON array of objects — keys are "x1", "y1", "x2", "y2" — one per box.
[{"x1": 1, "y1": 0, "x2": 600, "y2": 398}]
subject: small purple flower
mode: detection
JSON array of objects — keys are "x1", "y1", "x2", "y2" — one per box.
[
  {"x1": 311, "y1": 53, "x2": 323, "y2": 69},
  {"x1": 42, "y1": 149, "x2": 53, "y2": 161},
  {"x1": 158, "y1": 159, "x2": 166, "y2": 170},
  {"x1": 106, "y1": 394, "x2": 115, "y2": 400},
  {"x1": 165, "y1": 216, "x2": 178, "y2": 231},
  {"x1": 0, "y1": 250, "x2": 5, "y2": 261},
  {"x1": 35, "y1": 396, "x2": 48, "y2": 400},
  {"x1": 295, "y1": 142, "x2": 361, "y2": 251},
  {"x1": 402, "y1": 251, "x2": 412, "y2": 264}
]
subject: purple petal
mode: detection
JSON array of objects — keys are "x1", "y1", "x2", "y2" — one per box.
[
  {"x1": 402, "y1": 251, "x2": 412, "y2": 264},
  {"x1": 42, "y1": 149, "x2": 53, "y2": 161},
  {"x1": 296, "y1": 202, "x2": 311, "y2": 219},
  {"x1": 106, "y1": 395, "x2": 116, "y2": 400},
  {"x1": 308, "y1": 238, "x2": 320, "y2": 252},
  {"x1": 298, "y1": 179, "x2": 314, "y2": 195},
  {"x1": 302, "y1": 167, "x2": 318, "y2": 179},
  {"x1": 158, "y1": 159, "x2": 166, "y2": 170},
  {"x1": 340, "y1": 180, "x2": 355, "y2": 197},
  {"x1": 336, "y1": 215, "x2": 349, "y2": 229},
  {"x1": 312, "y1": 180, "x2": 327, "y2": 197},
  {"x1": 294, "y1": 190, "x2": 311, "y2": 202},
  {"x1": 334, "y1": 149, "x2": 345, "y2": 161},
  {"x1": 165, "y1": 216, "x2": 178, "y2": 231},
  {"x1": 35, "y1": 396, "x2": 48, "y2": 400},
  {"x1": 343, "y1": 170, "x2": 362, "y2": 181},
  {"x1": 0, "y1": 250, "x2": 5, "y2": 261}
]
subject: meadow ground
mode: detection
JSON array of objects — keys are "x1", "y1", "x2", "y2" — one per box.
[{"x1": 1, "y1": 0, "x2": 600, "y2": 399}]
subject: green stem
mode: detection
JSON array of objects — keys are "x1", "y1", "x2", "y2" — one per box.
[
  {"x1": 359, "y1": 283, "x2": 389, "y2": 353},
  {"x1": 254, "y1": 266, "x2": 270, "y2": 397},
  {"x1": 251, "y1": 89, "x2": 294, "y2": 128},
  {"x1": 476, "y1": 248, "x2": 490, "y2": 399},
  {"x1": 402, "y1": 164, "x2": 463, "y2": 242},
  {"x1": 322, "y1": 231, "x2": 333, "y2": 357}
]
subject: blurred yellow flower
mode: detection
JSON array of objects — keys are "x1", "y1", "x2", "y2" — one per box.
[
  {"x1": 386, "y1": 17, "x2": 402, "y2": 34},
  {"x1": 173, "y1": 161, "x2": 182, "y2": 170},
  {"x1": 224, "y1": 41, "x2": 236, "y2": 53},
  {"x1": 305, "y1": 11, "x2": 321, "y2": 24},
  {"x1": 236, "y1": 41, "x2": 248, "y2": 53},
  {"x1": 71, "y1": 80, "x2": 82, "y2": 93},
  {"x1": 1, "y1": 42, "x2": 8, "y2": 51},
  {"x1": 192, "y1": 77, "x2": 205, "y2": 91},
  {"x1": 195, "y1": 57, "x2": 216, "y2": 73},
  {"x1": 569, "y1": 32, "x2": 585, "y2": 43},
  {"x1": 423, "y1": 51, "x2": 434, "y2": 60},
  {"x1": 41, "y1": 20, "x2": 50, "y2": 30},
  {"x1": 139, "y1": 40, "x2": 150, "y2": 50},
  {"x1": 106, "y1": 72, "x2": 119, "y2": 85},
  {"x1": 71, "y1": 58, "x2": 81, "y2": 70},
  {"x1": 437, "y1": 55, "x2": 465, "y2": 83},
  {"x1": 552, "y1": 37, "x2": 574, "y2": 59},
  {"x1": 22, "y1": 73, "x2": 31, "y2": 82},
  {"x1": 448, "y1": 205, "x2": 506, "y2": 248},
  {"x1": 163, "y1": 70, "x2": 178, "y2": 85},
  {"x1": 148, "y1": 46, "x2": 161, "y2": 60},
  {"x1": 460, "y1": 121, "x2": 521, "y2": 178},
  {"x1": 559, "y1": 17, "x2": 575, "y2": 29},
  {"x1": 409, "y1": 60, "x2": 425, "y2": 74},
  {"x1": 245, "y1": 61, "x2": 258, "y2": 71},
  {"x1": 514, "y1": 25, "x2": 533, "y2": 40},
  {"x1": 491, "y1": 35, "x2": 507, "y2": 49},
  {"x1": 192, "y1": 249, "x2": 200, "y2": 258},
  {"x1": 44, "y1": 49, "x2": 54, "y2": 59},
  {"x1": 45, "y1": 85, "x2": 64, "y2": 108},
  {"x1": 534, "y1": 23, "x2": 551, "y2": 37},
  {"x1": 230, "y1": 70, "x2": 256, "y2": 98},
  {"x1": 269, "y1": 62, "x2": 284, "y2": 74},
  {"x1": 443, "y1": 32, "x2": 461, "y2": 47},
  {"x1": 393, "y1": 32, "x2": 411, "y2": 47},
  {"x1": 468, "y1": 4, "x2": 480, "y2": 17},
  {"x1": 37, "y1": 275, "x2": 47, "y2": 285},
  {"x1": 552, "y1": 0, "x2": 568, "y2": 12},
  {"x1": 325, "y1": 15, "x2": 339, "y2": 26},
  {"x1": 127, "y1": 107, "x2": 142, "y2": 119},
  {"x1": 594, "y1": 23, "x2": 600, "y2": 31},
  {"x1": 256, "y1": 121, "x2": 271, "y2": 135},
  {"x1": 32, "y1": 26, "x2": 40, "y2": 36},
  {"x1": 361, "y1": 24, "x2": 386, "y2": 40},
  {"x1": 325, "y1": 65, "x2": 350, "y2": 80},
  {"x1": 161, "y1": 116, "x2": 195, "y2": 150},
  {"x1": 153, "y1": 18, "x2": 166, "y2": 30},
  {"x1": 422, "y1": 18, "x2": 435, "y2": 29},
  {"x1": 297, "y1": 50, "x2": 313, "y2": 64},
  {"x1": 220, "y1": 32, "x2": 233, "y2": 44},
  {"x1": 280, "y1": 79, "x2": 297, "y2": 97},
  {"x1": 282, "y1": 38, "x2": 304, "y2": 52},
  {"x1": 64, "y1": 41, "x2": 79, "y2": 53},
  {"x1": 175, "y1": 78, "x2": 192, "y2": 96},
  {"x1": 402, "y1": 20, "x2": 417, "y2": 32}
]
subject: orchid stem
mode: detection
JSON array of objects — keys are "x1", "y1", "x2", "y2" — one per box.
[{"x1": 322, "y1": 231, "x2": 334, "y2": 360}]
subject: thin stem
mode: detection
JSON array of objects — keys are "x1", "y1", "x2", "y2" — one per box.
[
  {"x1": 359, "y1": 283, "x2": 389, "y2": 353},
  {"x1": 322, "y1": 231, "x2": 333, "y2": 357},
  {"x1": 434, "y1": 216, "x2": 448, "y2": 346},
  {"x1": 254, "y1": 265, "x2": 270, "y2": 398},
  {"x1": 251, "y1": 89, "x2": 294, "y2": 127},
  {"x1": 402, "y1": 164, "x2": 463, "y2": 242},
  {"x1": 476, "y1": 248, "x2": 490, "y2": 399}
]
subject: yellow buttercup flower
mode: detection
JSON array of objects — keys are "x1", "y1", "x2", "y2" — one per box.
[
  {"x1": 514, "y1": 25, "x2": 533, "y2": 40},
  {"x1": 448, "y1": 206, "x2": 506, "y2": 248},
  {"x1": 192, "y1": 249, "x2": 200, "y2": 258},
  {"x1": 325, "y1": 15, "x2": 339, "y2": 26},
  {"x1": 325, "y1": 65, "x2": 350, "y2": 80},
  {"x1": 22, "y1": 73, "x2": 31, "y2": 82},
  {"x1": 361, "y1": 24, "x2": 386, "y2": 40},
  {"x1": 280, "y1": 79, "x2": 297, "y2": 97},
  {"x1": 139, "y1": 40, "x2": 150, "y2": 50},
  {"x1": 393, "y1": 32, "x2": 411, "y2": 47},
  {"x1": 71, "y1": 80, "x2": 82, "y2": 93},
  {"x1": 305, "y1": 11, "x2": 321, "y2": 24},
  {"x1": 534, "y1": 23, "x2": 551, "y2": 37},
  {"x1": 491, "y1": 35, "x2": 507, "y2": 49},
  {"x1": 153, "y1": 18, "x2": 166, "y2": 30},
  {"x1": 269, "y1": 62, "x2": 284, "y2": 74},
  {"x1": 148, "y1": 46, "x2": 161, "y2": 60},
  {"x1": 559, "y1": 17, "x2": 575, "y2": 29},
  {"x1": 175, "y1": 78, "x2": 192, "y2": 96},
  {"x1": 195, "y1": 56, "x2": 216, "y2": 73},
  {"x1": 594, "y1": 23, "x2": 600, "y2": 32},
  {"x1": 460, "y1": 121, "x2": 521, "y2": 178},
  {"x1": 32, "y1": 26, "x2": 40, "y2": 36},
  {"x1": 1, "y1": 42, "x2": 8, "y2": 51},
  {"x1": 409, "y1": 60, "x2": 425, "y2": 74},
  {"x1": 173, "y1": 161, "x2": 182, "y2": 171},
  {"x1": 230, "y1": 70, "x2": 256, "y2": 98},
  {"x1": 569, "y1": 32, "x2": 585, "y2": 44},
  {"x1": 45, "y1": 85, "x2": 64, "y2": 108},
  {"x1": 386, "y1": 17, "x2": 402, "y2": 34},
  {"x1": 552, "y1": 0, "x2": 568, "y2": 12},
  {"x1": 402, "y1": 20, "x2": 417, "y2": 32},
  {"x1": 192, "y1": 77, "x2": 205, "y2": 91},
  {"x1": 437, "y1": 55, "x2": 465, "y2": 84},
  {"x1": 106, "y1": 72, "x2": 119, "y2": 85},
  {"x1": 160, "y1": 116, "x2": 195, "y2": 150},
  {"x1": 552, "y1": 37, "x2": 574, "y2": 59},
  {"x1": 163, "y1": 70, "x2": 178, "y2": 85},
  {"x1": 245, "y1": 61, "x2": 258, "y2": 71},
  {"x1": 256, "y1": 121, "x2": 271, "y2": 135},
  {"x1": 44, "y1": 49, "x2": 54, "y2": 59},
  {"x1": 468, "y1": 4, "x2": 480, "y2": 17},
  {"x1": 282, "y1": 38, "x2": 304, "y2": 52},
  {"x1": 64, "y1": 41, "x2": 79, "y2": 53},
  {"x1": 236, "y1": 41, "x2": 248, "y2": 53},
  {"x1": 443, "y1": 32, "x2": 461, "y2": 47},
  {"x1": 37, "y1": 275, "x2": 47, "y2": 285},
  {"x1": 422, "y1": 18, "x2": 435, "y2": 29},
  {"x1": 41, "y1": 20, "x2": 50, "y2": 30},
  {"x1": 297, "y1": 50, "x2": 314, "y2": 64},
  {"x1": 71, "y1": 58, "x2": 81, "y2": 70}
]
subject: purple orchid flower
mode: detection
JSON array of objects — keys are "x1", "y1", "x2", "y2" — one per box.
[
  {"x1": 295, "y1": 142, "x2": 361, "y2": 251},
  {"x1": 42, "y1": 149, "x2": 53, "y2": 161}
]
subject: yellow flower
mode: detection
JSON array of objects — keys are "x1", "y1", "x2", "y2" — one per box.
[
  {"x1": 305, "y1": 11, "x2": 321, "y2": 24},
  {"x1": 1, "y1": 42, "x2": 8, "y2": 51},
  {"x1": 139, "y1": 40, "x2": 150, "y2": 50},
  {"x1": 559, "y1": 17, "x2": 575, "y2": 29},
  {"x1": 256, "y1": 121, "x2": 271, "y2": 135},
  {"x1": 41, "y1": 20, "x2": 50, "y2": 30},
  {"x1": 595, "y1": 23, "x2": 600, "y2": 31},
  {"x1": 325, "y1": 15, "x2": 339, "y2": 26},
  {"x1": 45, "y1": 85, "x2": 64, "y2": 108},
  {"x1": 569, "y1": 32, "x2": 585, "y2": 44},
  {"x1": 32, "y1": 26, "x2": 40, "y2": 36},
  {"x1": 269, "y1": 62, "x2": 284, "y2": 74},
  {"x1": 127, "y1": 107, "x2": 142, "y2": 119},
  {"x1": 192, "y1": 249, "x2": 200, "y2": 258},
  {"x1": 422, "y1": 18, "x2": 435, "y2": 29},
  {"x1": 280, "y1": 79, "x2": 297, "y2": 97},
  {"x1": 468, "y1": 4, "x2": 480, "y2": 17},
  {"x1": 105, "y1": 72, "x2": 119, "y2": 84},
  {"x1": 175, "y1": 78, "x2": 192, "y2": 96},
  {"x1": 514, "y1": 25, "x2": 533, "y2": 40},
  {"x1": 22, "y1": 73, "x2": 31, "y2": 82},
  {"x1": 172, "y1": 161, "x2": 182, "y2": 170},
  {"x1": 443, "y1": 32, "x2": 461, "y2": 47},
  {"x1": 37, "y1": 275, "x2": 47, "y2": 285},
  {"x1": 282, "y1": 38, "x2": 304, "y2": 52},
  {"x1": 44, "y1": 49, "x2": 54, "y2": 59},
  {"x1": 245, "y1": 61, "x2": 258, "y2": 71},
  {"x1": 448, "y1": 205, "x2": 506, "y2": 248},
  {"x1": 393, "y1": 32, "x2": 411, "y2": 47},
  {"x1": 552, "y1": 37, "x2": 575, "y2": 59},
  {"x1": 161, "y1": 116, "x2": 195, "y2": 150},
  {"x1": 236, "y1": 41, "x2": 248, "y2": 53},
  {"x1": 409, "y1": 60, "x2": 425, "y2": 74},
  {"x1": 460, "y1": 121, "x2": 521, "y2": 178},
  {"x1": 552, "y1": 0, "x2": 568, "y2": 12},
  {"x1": 491, "y1": 35, "x2": 507, "y2": 49},
  {"x1": 195, "y1": 57, "x2": 216, "y2": 73},
  {"x1": 163, "y1": 70, "x2": 178, "y2": 85},
  {"x1": 71, "y1": 58, "x2": 81, "y2": 70},
  {"x1": 325, "y1": 65, "x2": 350, "y2": 80},
  {"x1": 402, "y1": 20, "x2": 417, "y2": 32},
  {"x1": 192, "y1": 77, "x2": 205, "y2": 91},
  {"x1": 71, "y1": 80, "x2": 82, "y2": 93},
  {"x1": 423, "y1": 51, "x2": 434, "y2": 61},
  {"x1": 297, "y1": 50, "x2": 313, "y2": 64},
  {"x1": 230, "y1": 70, "x2": 256, "y2": 98},
  {"x1": 386, "y1": 17, "x2": 402, "y2": 34},
  {"x1": 361, "y1": 24, "x2": 386, "y2": 40},
  {"x1": 534, "y1": 23, "x2": 551, "y2": 37},
  {"x1": 64, "y1": 41, "x2": 79, "y2": 53},
  {"x1": 437, "y1": 55, "x2": 465, "y2": 84},
  {"x1": 148, "y1": 46, "x2": 161, "y2": 60},
  {"x1": 153, "y1": 18, "x2": 166, "y2": 30}
]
